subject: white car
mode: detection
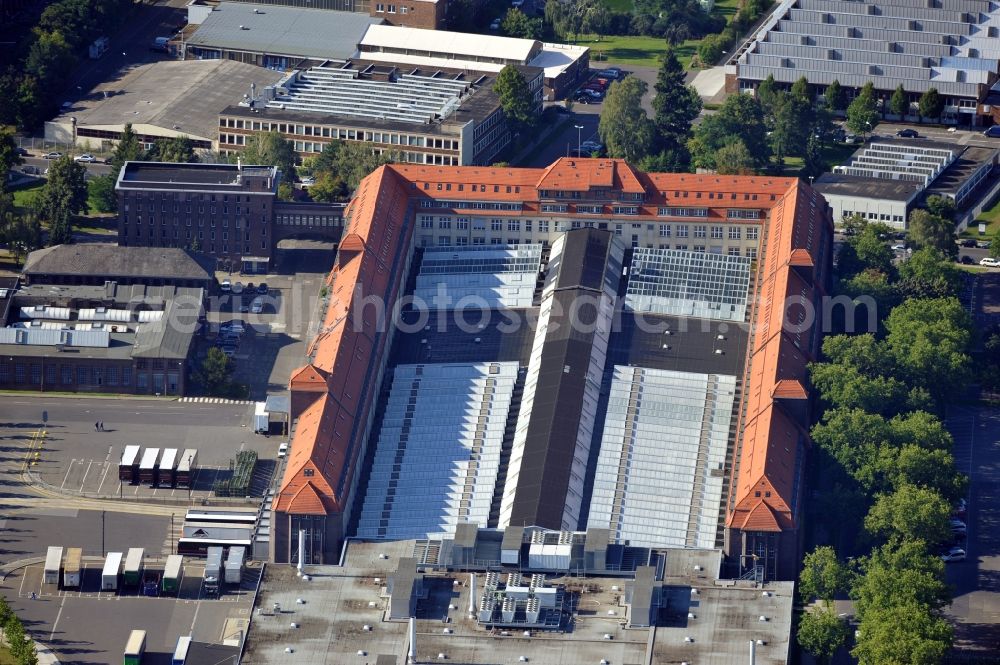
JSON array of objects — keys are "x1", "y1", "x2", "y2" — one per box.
[
  {"x1": 941, "y1": 547, "x2": 966, "y2": 562},
  {"x1": 278, "y1": 442, "x2": 289, "y2": 457},
  {"x1": 891, "y1": 243, "x2": 907, "y2": 251},
  {"x1": 250, "y1": 297, "x2": 264, "y2": 314},
  {"x1": 950, "y1": 518, "x2": 967, "y2": 533},
  {"x1": 74, "y1": 153, "x2": 97, "y2": 163},
  {"x1": 300, "y1": 176, "x2": 315, "y2": 187},
  {"x1": 979, "y1": 257, "x2": 999, "y2": 267},
  {"x1": 220, "y1": 279, "x2": 232, "y2": 292}
]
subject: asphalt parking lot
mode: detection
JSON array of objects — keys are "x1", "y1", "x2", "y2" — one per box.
[
  {"x1": 201, "y1": 240, "x2": 335, "y2": 400},
  {"x1": 1, "y1": 397, "x2": 280, "y2": 501},
  {"x1": 945, "y1": 405, "x2": 1000, "y2": 653},
  {"x1": 1, "y1": 555, "x2": 257, "y2": 665}
]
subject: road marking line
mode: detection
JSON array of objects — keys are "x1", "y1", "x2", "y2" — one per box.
[
  {"x1": 79, "y1": 459, "x2": 95, "y2": 492},
  {"x1": 50, "y1": 596, "x2": 66, "y2": 642},
  {"x1": 60, "y1": 459, "x2": 75, "y2": 491}
]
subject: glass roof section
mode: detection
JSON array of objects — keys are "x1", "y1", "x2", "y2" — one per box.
[
  {"x1": 356, "y1": 362, "x2": 519, "y2": 540},
  {"x1": 587, "y1": 366, "x2": 737, "y2": 549},
  {"x1": 414, "y1": 244, "x2": 543, "y2": 310},
  {"x1": 625, "y1": 248, "x2": 751, "y2": 322}
]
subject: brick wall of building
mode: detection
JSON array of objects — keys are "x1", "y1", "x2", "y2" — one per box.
[{"x1": 371, "y1": 0, "x2": 445, "y2": 29}]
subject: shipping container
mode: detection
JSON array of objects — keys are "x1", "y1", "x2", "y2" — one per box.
[
  {"x1": 139, "y1": 448, "x2": 160, "y2": 486},
  {"x1": 102, "y1": 552, "x2": 123, "y2": 591},
  {"x1": 162, "y1": 555, "x2": 183, "y2": 595},
  {"x1": 203, "y1": 546, "x2": 223, "y2": 596},
  {"x1": 157, "y1": 448, "x2": 178, "y2": 488},
  {"x1": 62, "y1": 547, "x2": 82, "y2": 588},
  {"x1": 178, "y1": 537, "x2": 252, "y2": 557},
  {"x1": 224, "y1": 546, "x2": 245, "y2": 585},
  {"x1": 171, "y1": 635, "x2": 192, "y2": 665},
  {"x1": 253, "y1": 401, "x2": 269, "y2": 434},
  {"x1": 119, "y1": 445, "x2": 141, "y2": 484},
  {"x1": 43, "y1": 546, "x2": 63, "y2": 585},
  {"x1": 175, "y1": 449, "x2": 197, "y2": 488},
  {"x1": 124, "y1": 629, "x2": 145, "y2": 665},
  {"x1": 182, "y1": 522, "x2": 253, "y2": 541},
  {"x1": 123, "y1": 547, "x2": 144, "y2": 587}
]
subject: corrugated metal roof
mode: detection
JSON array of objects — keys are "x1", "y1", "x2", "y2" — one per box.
[
  {"x1": 360, "y1": 24, "x2": 539, "y2": 63},
  {"x1": 188, "y1": 2, "x2": 381, "y2": 61}
]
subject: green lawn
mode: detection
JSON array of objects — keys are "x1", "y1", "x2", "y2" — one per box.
[
  {"x1": 782, "y1": 142, "x2": 859, "y2": 177},
  {"x1": 964, "y1": 196, "x2": 1000, "y2": 238},
  {"x1": 0, "y1": 644, "x2": 17, "y2": 665},
  {"x1": 577, "y1": 0, "x2": 745, "y2": 68},
  {"x1": 11, "y1": 181, "x2": 44, "y2": 209}
]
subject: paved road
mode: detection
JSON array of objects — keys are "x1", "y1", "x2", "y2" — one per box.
[{"x1": 945, "y1": 406, "x2": 1000, "y2": 654}]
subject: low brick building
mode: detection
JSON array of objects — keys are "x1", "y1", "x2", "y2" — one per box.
[
  {"x1": 370, "y1": 0, "x2": 446, "y2": 29},
  {"x1": 22, "y1": 245, "x2": 216, "y2": 289}
]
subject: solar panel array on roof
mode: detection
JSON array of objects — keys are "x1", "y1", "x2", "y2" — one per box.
[
  {"x1": 266, "y1": 65, "x2": 470, "y2": 124},
  {"x1": 625, "y1": 248, "x2": 751, "y2": 322},
  {"x1": 413, "y1": 244, "x2": 543, "y2": 310},
  {"x1": 356, "y1": 362, "x2": 519, "y2": 540},
  {"x1": 833, "y1": 142, "x2": 955, "y2": 186},
  {"x1": 587, "y1": 366, "x2": 737, "y2": 549}
]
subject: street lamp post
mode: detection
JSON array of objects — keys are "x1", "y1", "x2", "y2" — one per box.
[{"x1": 574, "y1": 124, "x2": 584, "y2": 156}]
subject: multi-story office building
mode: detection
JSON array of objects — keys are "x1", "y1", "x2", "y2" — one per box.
[
  {"x1": 219, "y1": 60, "x2": 542, "y2": 165},
  {"x1": 728, "y1": 0, "x2": 1000, "y2": 125},
  {"x1": 114, "y1": 162, "x2": 345, "y2": 272},
  {"x1": 271, "y1": 157, "x2": 834, "y2": 582}
]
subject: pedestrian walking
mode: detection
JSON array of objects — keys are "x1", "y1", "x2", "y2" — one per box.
[
  {"x1": 30, "y1": 591, "x2": 36, "y2": 600},
  {"x1": 99, "y1": 421, "x2": 104, "y2": 431},
  {"x1": 95, "y1": 421, "x2": 99, "y2": 432}
]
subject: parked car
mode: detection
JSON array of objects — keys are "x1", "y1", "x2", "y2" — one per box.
[
  {"x1": 220, "y1": 279, "x2": 232, "y2": 292},
  {"x1": 581, "y1": 140, "x2": 603, "y2": 151},
  {"x1": 231, "y1": 281, "x2": 244, "y2": 294},
  {"x1": 250, "y1": 298, "x2": 264, "y2": 314},
  {"x1": 960, "y1": 238, "x2": 977, "y2": 247},
  {"x1": 489, "y1": 18, "x2": 501, "y2": 30},
  {"x1": 300, "y1": 176, "x2": 315, "y2": 187},
  {"x1": 15, "y1": 147, "x2": 28, "y2": 156},
  {"x1": 941, "y1": 547, "x2": 966, "y2": 563},
  {"x1": 43, "y1": 151, "x2": 63, "y2": 160},
  {"x1": 245, "y1": 282, "x2": 256, "y2": 294},
  {"x1": 891, "y1": 243, "x2": 907, "y2": 251},
  {"x1": 976, "y1": 240, "x2": 991, "y2": 249},
  {"x1": 598, "y1": 67, "x2": 622, "y2": 80},
  {"x1": 574, "y1": 94, "x2": 592, "y2": 105},
  {"x1": 74, "y1": 153, "x2": 97, "y2": 163},
  {"x1": 258, "y1": 282, "x2": 269, "y2": 294},
  {"x1": 961, "y1": 255, "x2": 974, "y2": 264},
  {"x1": 950, "y1": 518, "x2": 968, "y2": 533},
  {"x1": 21, "y1": 166, "x2": 40, "y2": 175},
  {"x1": 979, "y1": 257, "x2": 999, "y2": 267},
  {"x1": 953, "y1": 498, "x2": 967, "y2": 517},
  {"x1": 896, "y1": 128, "x2": 920, "y2": 138},
  {"x1": 843, "y1": 134, "x2": 863, "y2": 144},
  {"x1": 984, "y1": 125, "x2": 1000, "y2": 138},
  {"x1": 278, "y1": 442, "x2": 289, "y2": 457}
]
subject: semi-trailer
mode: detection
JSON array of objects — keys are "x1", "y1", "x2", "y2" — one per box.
[
  {"x1": 224, "y1": 546, "x2": 245, "y2": 585},
  {"x1": 102, "y1": 552, "x2": 123, "y2": 591},
  {"x1": 119, "y1": 445, "x2": 141, "y2": 484},
  {"x1": 203, "y1": 546, "x2": 223, "y2": 597},
  {"x1": 171, "y1": 635, "x2": 192, "y2": 665},
  {"x1": 162, "y1": 554, "x2": 183, "y2": 595},
  {"x1": 157, "y1": 448, "x2": 178, "y2": 488},
  {"x1": 139, "y1": 448, "x2": 160, "y2": 486},
  {"x1": 123, "y1": 547, "x2": 144, "y2": 588},
  {"x1": 62, "y1": 547, "x2": 82, "y2": 588},
  {"x1": 123, "y1": 629, "x2": 145, "y2": 665},
  {"x1": 43, "y1": 546, "x2": 63, "y2": 585},
  {"x1": 175, "y1": 449, "x2": 197, "y2": 489}
]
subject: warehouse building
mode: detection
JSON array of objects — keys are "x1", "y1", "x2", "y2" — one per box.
[
  {"x1": 359, "y1": 24, "x2": 590, "y2": 100},
  {"x1": 218, "y1": 59, "x2": 539, "y2": 165},
  {"x1": 0, "y1": 283, "x2": 203, "y2": 395},
  {"x1": 728, "y1": 0, "x2": 1000, "y2": 125},
  {"x1": 44, "y1": 60, "x2": 284, "y2": 151},
  {"x1": 21, "y1": 245, "x2": 216, "y2": 289},
  {"x1": 814, "y1": 139, "x2": 998, "y2": 228},
  {"x1": 183, "y1": 2, "x2": 383, "y2": 68},
  {"x1": 271, "y1": 158, "x2": 833, "y2": 583}
]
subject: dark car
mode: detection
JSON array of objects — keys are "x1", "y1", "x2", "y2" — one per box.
[
  {"x1": 960, "y1": 238, "x2": 976, "y2": 247},
  {"x1": 961, "y1": 255, "x2": 974, "y2": 264},
  {"x1": 984, "y1": 125, "x2": 1000, "y2": 138},
  {"x1": 896, "y1": 128, "x2": 920, "y2": 138},
  {"x1": 15, "y1": 147, "x2": 28, "y2": 156},
  {"x1": 258, "y1": 282, "x2": 269, "y2": 294},
  {"x1": 246, "y1": 282, "x2": 256, "y2": 294}
]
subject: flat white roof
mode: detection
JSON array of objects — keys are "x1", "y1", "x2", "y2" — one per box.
[
  {"x1": 530, "y1": 43, "x2": 590, "y2": 79},
  {"x1": 360, "y1": 24, "x2": 539, "y2": 63}
]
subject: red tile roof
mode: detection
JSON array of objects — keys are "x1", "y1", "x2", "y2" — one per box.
[
  {"x1": 726, "y1": 182, "x2": 832, "y2": 533},
  {"x1": 274, "y1": 158, "x2": 833, "y2": 537}
]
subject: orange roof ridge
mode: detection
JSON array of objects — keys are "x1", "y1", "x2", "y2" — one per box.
[
  {"x1": 286, "y1": 481, "x2": 329, "y2": 515},
  {"x1": 289, "y1": 363, "x2": 329, "y2": 390},
  {"x1": 772, "y1": 379, "x2": 809, "y2": 400},
  {"x1": 739, "y1": 500, "x2": 783, "y2": 532}
]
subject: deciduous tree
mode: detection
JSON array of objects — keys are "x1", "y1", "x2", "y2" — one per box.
[
  {"x1": 889, "y1": 84, "x2": 908, "y2": 117},
  {"x1": 824, "y1": 79, "x2": 846, "y2": 111},
  {"x1": 799, "y1": 546, "x2": 850, "y2": 603},
  {"x1": 918, "y1": 88, "x2": 944, "y2": 121},
  {"x1": 907, "y1": 208, "x2": 956, "y2": 257},
  {"x1": 689, "y1": 93, "x2": 770, "y2": 171},
  {"x1": 853, "y1": 602, "x2": 952, "y2": 665},
  {"x1": 797, "y1": 604, "x2": 850, "y2": 665},
  {"x1": 242, "y1": 131, "x2": 297, "y2": 183},
  {"x1": 37, "y1": 155, "x2": 87, "y2": 245},
  {"x1": 714, "y1": 139, "x2": 756, "y2": 175},
  {"x1": 494, "y1": 65, "x2": 537, "y2": 132},
  {"x1": 598, "y1": 76, "x2": 655, "y2": 162},
  {"x1": 864, "y1": 485, "x2": 953, "y2": 546},
  {"x1": 846, "y1": 82, "x2": 879, "y2": 137},
  {"x1": 502, "y1": 8, "x2": 543, "y2": 39},
  {"x1": 151, "y1": 136, "x2": 197, "y2": 163}
]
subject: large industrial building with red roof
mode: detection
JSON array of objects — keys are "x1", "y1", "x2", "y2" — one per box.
[{"x1": 271, "y1": 157, "x2": 832, "y2": 581}]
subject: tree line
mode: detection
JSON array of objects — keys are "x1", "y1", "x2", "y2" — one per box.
[
  {"x1": 0, "y1": 596, "x2": 37, "y2": 665},
  {"x1": 0, "y1": 0, "x2": 133, "y2": 130},
  {"x1": 795, "y1": 218, "x2": 972, "y2": 664}
]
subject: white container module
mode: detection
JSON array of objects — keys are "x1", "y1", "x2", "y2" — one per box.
[
  {"x1": 158, "y1": 448, "x2": 178, "y2": 488},
  {"x1": 119, "y1": 445, "x2": 141, "y2": 483},
  {"x1": 102, "y1": 551, "x2": 123, "y2": 590},
  {"x1": 62, "y1": 547, "x2": 82, "y2": 588},
  {"x1": 172, "y1": 635, "x2": 192, "y2": 665},
  {"x1": 43, "y1": 546, "x2": 64, "y2": 585},
  {"x1": 123, "y1": 547, "x2": 144, "y2": 587},
  {"x1": 224, "y1": 546, "x2": 245, "y2": 585},
  {"x1": 205, "y1": 546, "x2": 224, "y2": 579}
]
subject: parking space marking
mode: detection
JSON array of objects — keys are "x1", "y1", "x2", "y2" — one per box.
[
  {"x1": 60, "y1": 460, "x2": 77, "y2": 491},
  {"x1": 79, "y1": 459, "x2": 95, "y2": 490},
  {"x1": 49, "y1": 595, "x2": 66, "y2": 642}
]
